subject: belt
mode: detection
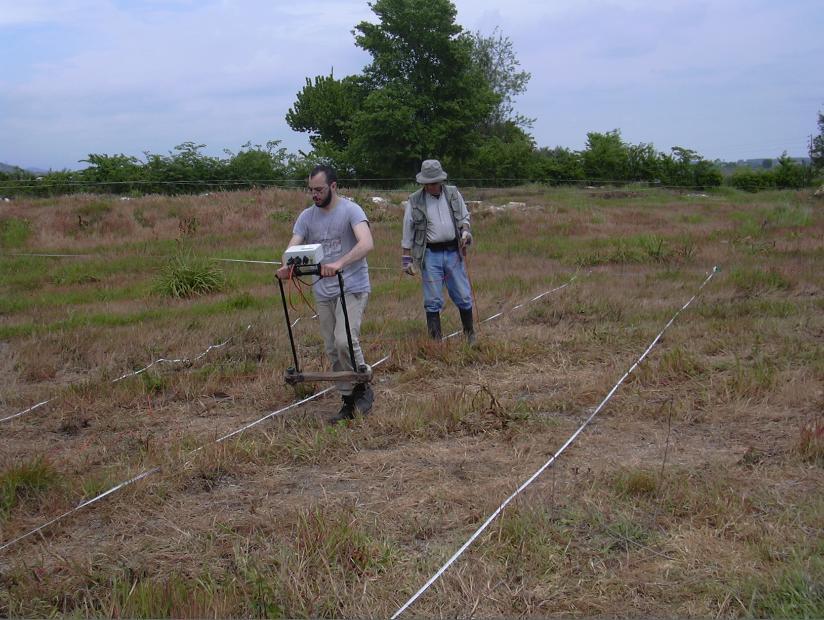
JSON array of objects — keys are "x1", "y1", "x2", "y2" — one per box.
[{"x1": 426, "y1": 239, "x2": 459, "y2": 251}]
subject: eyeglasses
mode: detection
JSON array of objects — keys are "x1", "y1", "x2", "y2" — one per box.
[{"x1": 308, "y1": 185, "x2": 328, "y2": 195}]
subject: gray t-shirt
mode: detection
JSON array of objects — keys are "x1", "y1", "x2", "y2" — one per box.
[{"x1": 293, "y1": 197, "x2": 370, "y2": 299}]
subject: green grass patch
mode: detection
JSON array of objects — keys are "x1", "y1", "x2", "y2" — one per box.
[
  {"x1": 765, "y1": 203, "x2": 813, "y2": 228},
  {"x1": 0, "y1": 282, "x2": 152, "y2": 316},
  {"x1": 612, "y1": 468, "x2": 658, "y2": 498},
  {"x1": 0, "y1": 217, "x2": 31, "y2": 248},
  {"x1": 0, "y1": 456, "x2": 61, "y2": 521},
  {"x1": 224, "y1": 292, "x2": 263, "y2": 310},
  {"x1": 575, "y1": 234, "x2": 674, "y2": 266},
  {"x1": 730, "y1": 202, "x2": 813, "y2": 240},
  {"x1": 743, "y1": 560, "x2": 824, "y2": 619},
  {"x1": 139, "y1": 370, "x2": 168, "y2": 394},
  {"x1": 75, "y1": 200, "x2": 113, "y2": 227},
  {"x1": 486, "y1": 506, "x2": 566, "y2": 572},
  {"x1": 652, "y1": 345, "x2": 707, "y2": 381},
  {"x1": 697, "y1": 298, "x2": 798, "y2": 320},
  {"x1": 0, "y1": 307, "x2": 168, "y2": 339},
  {"x1": 729, "y1": 267, "x2": 792, "y2": 294},
  {"x1": 679, "y1": 212, "x2": 707, "y2": 224}
]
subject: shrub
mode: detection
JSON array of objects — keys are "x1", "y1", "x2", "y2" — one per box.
[
  {"x1": 729, "y1": 168, "x2": 776, "y2": 192},
  {"x1": 154, "y1": 252, "x2": 226, "y2": 298}
]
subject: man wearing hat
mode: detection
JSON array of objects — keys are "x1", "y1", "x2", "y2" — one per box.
[{"x1": 401, "y1": 159, "x2": 475, "y2": 342}]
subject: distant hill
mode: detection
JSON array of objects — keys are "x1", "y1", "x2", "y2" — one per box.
[
  {"x1": 0, "y1": 162, "x2": 49, "y2": 174},
  {"x1": 715, "y1": 156, "x2": 812, "y2": 176},
  {"x1": 0, "y1": 162, "x2": 24, "y2": 174},
  {"x1": 719, "y1": 157, "x2": 811, "y2": 170}
]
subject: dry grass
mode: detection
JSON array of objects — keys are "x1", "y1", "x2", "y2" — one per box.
[{"x1": 1, "y1": 186, "x2": 822, "y2": 618}]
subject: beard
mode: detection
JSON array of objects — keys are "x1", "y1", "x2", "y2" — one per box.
[{"x1": 315, "y1": 191, "x2": 333, "y2": 209}]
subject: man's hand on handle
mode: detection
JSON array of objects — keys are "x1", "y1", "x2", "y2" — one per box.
[{"x1": 320, "y1": 260, "x2": 343, "y2": 278}]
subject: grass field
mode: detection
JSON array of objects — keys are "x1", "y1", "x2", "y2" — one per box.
[{"x1": 1, "y1": 185, "x2": 822, "y2": 618}]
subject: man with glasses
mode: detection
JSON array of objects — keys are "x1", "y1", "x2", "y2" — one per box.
[
  {"x1": 401, "y1": 160, "x2": 475, "y2": 343},
  {"x1": 277, "y1": 164, "x2": 375, "y2": 422}
]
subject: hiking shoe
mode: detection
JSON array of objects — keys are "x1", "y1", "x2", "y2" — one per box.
[
  {"x1": 352, "y1": 383, "x2": 374, "y2": 416},
  {"x1": 330, "y1": 394, "x2": 355, "y2": 424}
]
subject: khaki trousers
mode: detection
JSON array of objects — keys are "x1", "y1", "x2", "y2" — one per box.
[{"x1": 316, "y1": 292, "x2": 369, "y2": 395}]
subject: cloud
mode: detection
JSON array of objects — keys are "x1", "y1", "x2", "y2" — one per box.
[
  {"x1": 1, "y1": 0, "x2": 822, "y2": 169},
  {"x1": 0, "y1": 0, "x2": 99, "y2": 27},
  {"x1": 1, "y1": 0, "x2": 377, "y2": 167}
]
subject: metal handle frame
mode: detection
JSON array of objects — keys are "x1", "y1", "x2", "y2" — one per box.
[{"x1": 278, "y1": 266, "x2": 358, "y2": 374}]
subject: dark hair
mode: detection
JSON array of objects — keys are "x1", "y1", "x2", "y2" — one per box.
[{"x1": 310, "y1": 164, "x2": 337, "y2": 185}]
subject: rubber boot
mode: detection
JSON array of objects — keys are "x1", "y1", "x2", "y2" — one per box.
[
  {"x1": 459, "y1": 307, "x2": 476, "y2": 345},
  {"x1": 352, "y1": 383, "x2": 374, "y2": 416},
  {"x1": 426, "y1": 311, "x2": 442, "y2": 340},
  {"x1": 330, "y1": 394, "x2": 355, "y2": 424}
]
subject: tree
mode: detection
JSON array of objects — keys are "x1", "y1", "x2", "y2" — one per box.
[
  {"x1": 773, "y1": 152, "x2": 809, "y2": 188},
  {"x1": 469, "y1": 26, "x2": 533, "y2": 135},
  {"x1": 285, "y1": 74, "x2": 364, "y2": 155},
  {"x1": 79, "y1": 153, "x2": 145, "y2": 193},
  {"x1": 464, "y1": 122, "x2": 537, "y2": 184},
  {"x1": 626, "y1": 142, "x2": 660, "y2": 182},
  {"x1": 286, "y1": 0, "x2": 498, "y2": 178},
  {"x1": 581, "y1": 130, "x2": 628, "y2": 182},
  {"x1": 810, "y1": 110, "x2": 824, "y2": 173},
  {"x1": 223, "y1": 140, "x2": 290, "y2": 183},
  {"x1": 534, "y1": 147, "x2": 584, "y2": 183},
  {"x1": 354, "y1": 0, "x2": 498, "y2": 176}
]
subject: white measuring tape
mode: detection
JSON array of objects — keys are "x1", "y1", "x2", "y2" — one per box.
[
  {"x1": 0, "y1": 272, "x2": 580, "y2": 553},
  {"x1": 0, "y1": 356, "x2": 389, "y2": 553},
  {"x1": 443, "y1": 275, "x2": 579, "y2": 339},
  {"x1": 391, "y1": 266, "x2": 719, "y2": 618},
  {"x1": 1, "y1": 327, "x2": 250, "y2": 423},
  {"x1": 0, "y1": 467, "x2": 160, "y2": 552}
]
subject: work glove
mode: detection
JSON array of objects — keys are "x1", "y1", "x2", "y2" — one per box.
[
  {"x1": 401, "y1": 255, "x2": 417, "y2": 276},
  {"x1": 460, "y1": 229, "x2": 472, "y2": 247}
]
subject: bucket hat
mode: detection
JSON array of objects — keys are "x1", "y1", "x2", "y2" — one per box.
[{"x1": 416, "y1": 159, "x2": 447, "y2": 184}]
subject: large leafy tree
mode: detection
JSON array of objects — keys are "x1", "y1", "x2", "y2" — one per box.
[
  {"x1": 810, "y1": 110, "x2": 824, "y2": 173},
  {"x1": 469, "y1": 26, "x2": 533, "y2": 135},
  {"x1": 582, "y1": 130, "x2": 628, "y2": 181},
  {"x1": 285, "y1": 74, "x2": 365, "y2": 163},
  {"x1": 286, "y1": 0, "x2": 498, "y2": 178}
]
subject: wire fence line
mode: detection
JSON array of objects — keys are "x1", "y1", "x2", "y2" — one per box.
[{"x1": 0, "y1": 176, "x2": 733, "y2": 193}]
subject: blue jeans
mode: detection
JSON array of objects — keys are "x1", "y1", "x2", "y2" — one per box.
[{"x1": 422, "y1": 247, "x2": 473, "y2": 313}]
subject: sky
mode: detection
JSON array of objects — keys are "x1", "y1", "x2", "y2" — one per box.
[{"x1": 1, "y1": 0, "x2": 822, "y2": 171}]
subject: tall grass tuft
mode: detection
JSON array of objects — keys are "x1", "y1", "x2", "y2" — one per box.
[
  {"x1": 154, "y1": 251, "x2": 226, "y2": 298},
  {"x1": 0, "y1": 456, "x2": 61, "y2": 520}
]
